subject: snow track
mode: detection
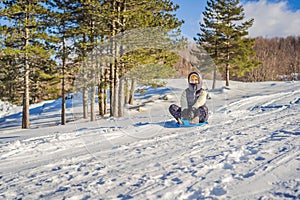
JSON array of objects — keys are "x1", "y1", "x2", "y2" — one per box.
[{"x1": 1, "y1": 80, "x2": 300, "y2": 199}]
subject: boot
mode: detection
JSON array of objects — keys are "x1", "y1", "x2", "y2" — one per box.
[{"x1": 189, "y1": 116, "x2": 199, "y2": 124}]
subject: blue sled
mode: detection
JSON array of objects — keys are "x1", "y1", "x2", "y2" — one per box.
[{"x1": 176, "y1": 119, "x2": 208, "y2": 127}]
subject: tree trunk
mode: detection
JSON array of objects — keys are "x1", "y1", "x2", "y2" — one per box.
[
  {"x1": 98, "y1": 85, "x2": 104, "y2": 116},
  {"x1": 212, "y1": 40, "x2": 218, "y2": 89},
  {"x1": 99, "y1": 68, "x2": 109, "y2": 116},
  {"x1": 118, "y1": 0, "x2": 126, "y2": 117},
  {"x1": 22, "y1": 55, "x2": 30, "y2": 129},
  {"x1": 225, "y1": 63, "x2": 230, "y2": 87},
  {"x1": 98, "y1": 42, "x2": 105, "y2": 116},
  {"x1": 225, "y1": 41, "x2": 230, "y2": 87},
  {"x1": 109, "y1": 0, "x2": 116, "y2": 116},
  {"x1": 81, "y1": 33, "x2": 89, "y2": 119},
  {"x1": 61, "y1": 36, "x2": 66, "y2": 125},
  {"x1": 90, "y1": 86, "x2": 95, "y2": 121},
  {"x1": 118, "y1": 77, "x2": 125, "y2": 117},
  {"x1": 90, "y1": 52, "x2": 96, "y2": 121},
  {"x1": 104, "y1": 68, "x2": 109, "y2": 115},
  {"x1": 98, "y1": 68, "x2": 105, "y2": 116},
  {"x1": 109, "y1": 58, "x2": 115, "y2": 116},
  {"x1": 212, "y1": 65, "x2": 217, "y2": 89},
  {"x1": 113, "y1": 62, "x2": 119, "y2": 117},
  {"x1": 125, "y1": 78, "x2": 130, "y2": 104},
  {"x1": 83, "y1": 87, "x2": 88, "y2": 119},
  {"x1": 128, "y1": 78, "x2": 136, "y2": 105},
  {"x1": 22, "y1": 23, "x2": 30, "y2": 129},
  {"x1": 112, "y1": 0, "x2": 123, "y2": 117}
]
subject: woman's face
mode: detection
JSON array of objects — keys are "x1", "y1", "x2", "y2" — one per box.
[{"x1": 189, "y1": 75, "x2": 199, "y2": 84}]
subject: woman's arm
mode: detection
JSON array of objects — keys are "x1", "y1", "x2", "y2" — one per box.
[
  {"x1": 193, "y1": 90, "x2": 207, "y2": 108},
  {"x1": 180, "y1": 90, "x2": 188, "y2": 110}
]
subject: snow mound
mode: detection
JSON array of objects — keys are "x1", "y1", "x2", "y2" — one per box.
[{"x1": 0, "y1": 100, "x2": 20, "y2": 118}]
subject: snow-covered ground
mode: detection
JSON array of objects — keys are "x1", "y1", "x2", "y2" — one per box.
[{"x1": 0, "y1": 79, "x2": 299, "y2": 199}]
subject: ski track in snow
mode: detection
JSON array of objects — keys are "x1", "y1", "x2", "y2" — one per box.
[{"x1": 0, "y1": 80, "x2": 300, "y2": 199}]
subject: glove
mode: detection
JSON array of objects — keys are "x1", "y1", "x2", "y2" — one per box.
[{"x1": 181, "y1": 107, "x2": 196, "y2": 120}]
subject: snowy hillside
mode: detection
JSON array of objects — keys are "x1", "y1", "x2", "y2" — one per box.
[{"x1": 0, "y1": 79, "x2": 299, "y2": 199}]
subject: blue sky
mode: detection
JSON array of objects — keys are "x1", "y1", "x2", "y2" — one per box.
[
  {"x1": 173, "y1": 0, "x2": 300, "y2": 38},
  {"x1": 1, "y1": 0, "x2": 299, "y2": 38}
]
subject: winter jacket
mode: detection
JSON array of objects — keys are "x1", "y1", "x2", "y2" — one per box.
[
  {"x1": 180, "y1": 89, "x2": 207, "y2": 110},
  {"x1": 180, "y1": 72, "x2": 207, "y2": 110}
]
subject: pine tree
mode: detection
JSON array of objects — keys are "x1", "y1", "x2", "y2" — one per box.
[
  {"x1": 195, "y1": 0, "x2": 258, "y2": 87},
  {"x1": 66, "y1": 0, "x2": 107, "y2": 121},
  {"x1": 117, "y1": 0, "x2": 183, "y2": 113},
  {"x1": 0, "y1": 0, "x2": 57, "y2": 128},
  {"x1": 94, "y1": 0, "x2": 183, "y2": 117},
  {"x1": 194, "y1": 0, "x2": 223, "y2": 89},
  {"x1": 47, "y1": 0, "x2": 80, "y2": 125}
]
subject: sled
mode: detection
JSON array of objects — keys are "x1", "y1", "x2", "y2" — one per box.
[{"x1": 176, "y1": 119, "x2": 208, "y2": 127}]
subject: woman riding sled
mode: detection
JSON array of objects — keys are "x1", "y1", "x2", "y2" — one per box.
[{"x1": 169, "y1": 71, "x2": 208, "y2": 125}]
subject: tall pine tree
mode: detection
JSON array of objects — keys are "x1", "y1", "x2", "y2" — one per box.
[
  {"x1": 71, "y1": 0, "x2": 107, "y2": 121},
  {"x1": 47, "y1": 0, "x2": 80, "y2": 125},
  {"x1": 195, "y1": 0, "x2": 258, "y2": 87},
  {"x1": 0, "y1": 0, "x2": 57, "y2": 128},
  {"x1": 97, "y1": 0, "x2": 183, "y2": 117}
]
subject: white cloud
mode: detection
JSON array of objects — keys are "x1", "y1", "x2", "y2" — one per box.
[{"x1": 242, "y1": 0, "x2": 300, "y2": 37}]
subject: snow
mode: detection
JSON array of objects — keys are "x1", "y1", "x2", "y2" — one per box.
[{"x1": 0, "y1": 79, "x2": 300, "y2": 199}]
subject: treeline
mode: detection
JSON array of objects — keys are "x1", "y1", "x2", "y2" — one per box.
[
  {"x1": 183, "y1": 36, "x2": 300, "y2": 82},
  {"x1": 0, "y1": 0, "x2": 183, "y2": 128},
  {"x1": 243, "y1": 36, "x2": 300, "y2": 82}
]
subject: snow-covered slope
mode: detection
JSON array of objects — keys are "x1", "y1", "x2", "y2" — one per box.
[{"x1": 0, "y1": 79, "x2": 299, "y2": 199}]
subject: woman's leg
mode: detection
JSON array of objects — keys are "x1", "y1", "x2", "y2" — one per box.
[
  {"x1": 197, "y1": 105, "x2": 208, "y2": 122},
  {"x1": 199, "y1": 105, "x2": 208, "y2": 122},
  {"x1": 169, "y1": 104, "x2": 183, "y2": 124}
]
